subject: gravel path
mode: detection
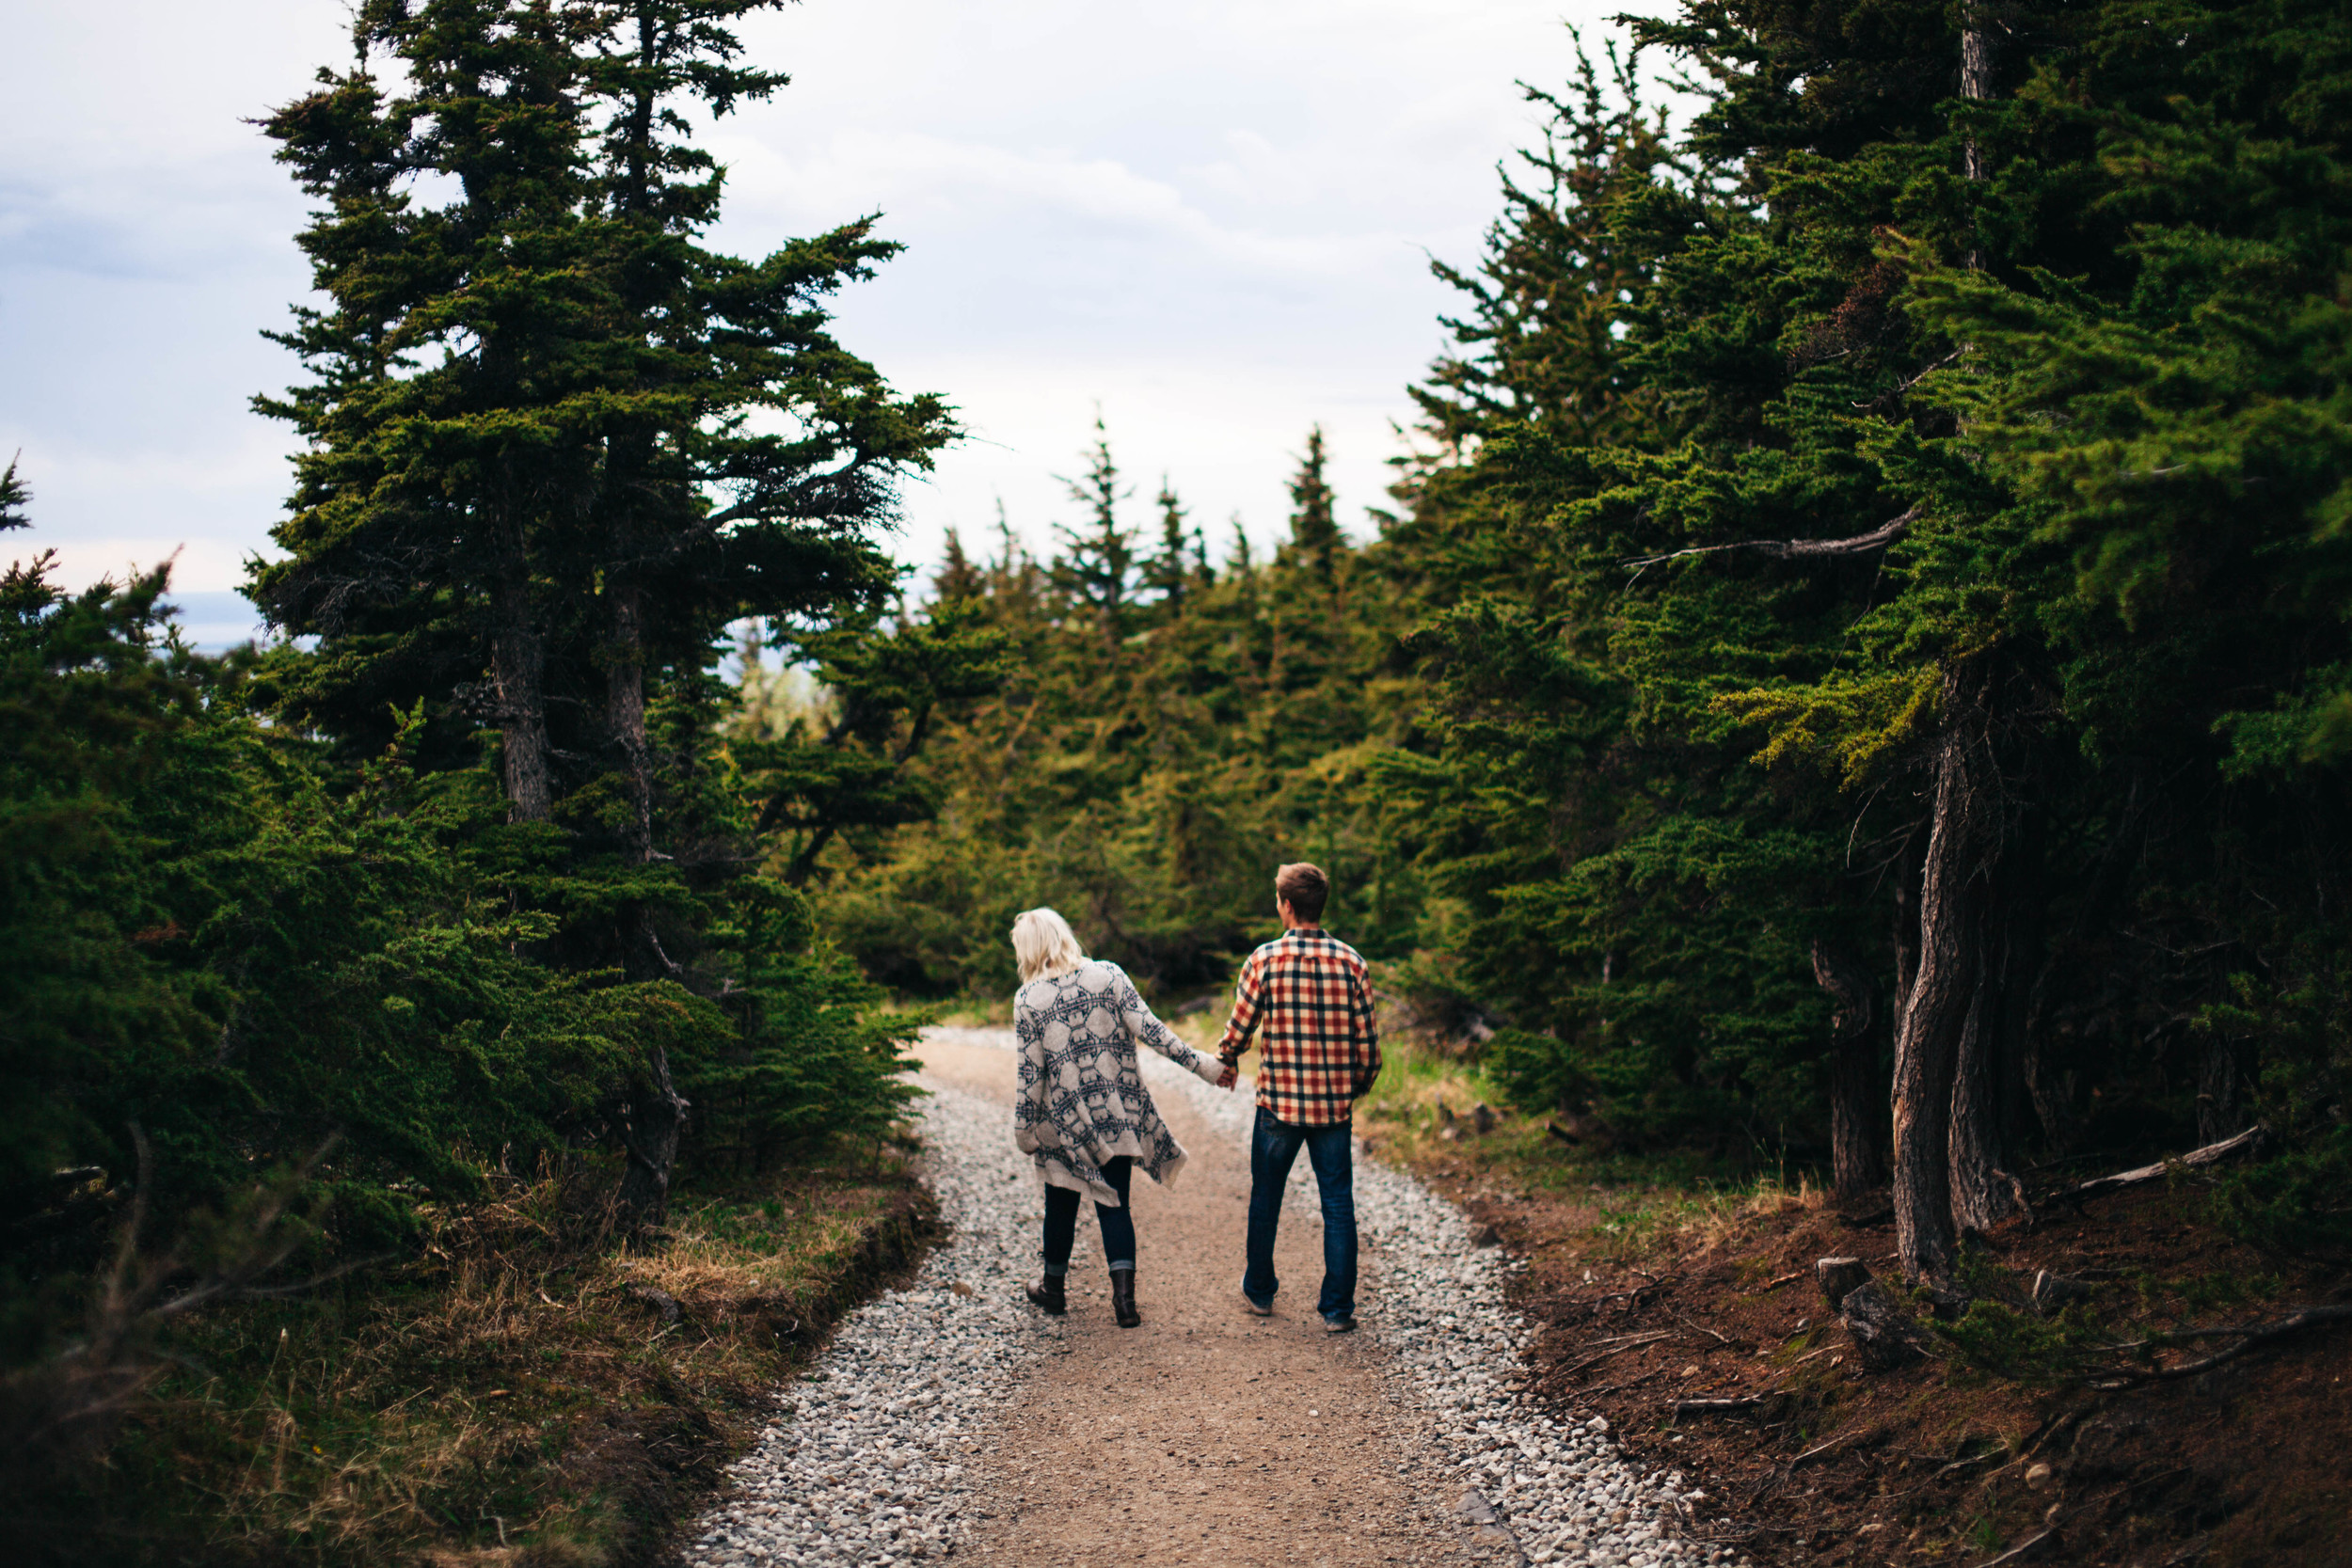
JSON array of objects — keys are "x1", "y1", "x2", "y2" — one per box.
[{"x1": 675, "y1": 1027, "x2": 1742, "y2": 1568}]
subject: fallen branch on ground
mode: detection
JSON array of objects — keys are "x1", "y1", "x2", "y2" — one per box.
[
  {"x1": 1672, "y1": 1396, "x2": 1767, "y2": 1418},
  {"x1": 1973, "y1": 1528, "x2": 2057, "y2": 1566},
  {"x1": 2087, "y1": 1302, "x2": 2352, "y2": 1386},
  {"x1": 1788, "y1": 1430, "x2": 1863, "y2": 1468},
  {"x1": 2054, "y1": 1125, "x2": 2265, "y2": 1206},
  {"x1": 1557, "y1": 1331, "x2": 1675, "y2": 1377},
  {"x1": 1677, "y1": 1311, "x2": 1733, "y2": 1345}
]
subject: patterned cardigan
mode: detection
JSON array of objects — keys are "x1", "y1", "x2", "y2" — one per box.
[{"x1": 1013, "y1": 958, "x2": 1226, "y2": 1205}]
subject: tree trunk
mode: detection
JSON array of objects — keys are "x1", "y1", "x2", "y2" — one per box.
[
  {"x1": 1811, "y1": 939, "x2": 1883, "y2": 1200},
  {"x1": 492, "y1": 574, "x2": 552, "y2": 822},
  {"x1": 1961, "y1": 1, "x2": 1997, "y2": 269},
  {"x1": 1952, "y1": 803, "x2": 2047, "y2": 1231},
  {"x1": 1893, "y1": 830, "x2": 1923, "y2": 1022},
  {"x1": 615, "y1": 1038, "x2": 687, "y2": 1224},
  {"x1": 2197, "y1": 1035, "x2": 2249, "y2": 1145},
  {"x1": 1891, "y1": 665, "x2": 1995, "y2": 1287},
  {"x1": 1961, "y1": 4, "x2": 1996, "y2": 182},
  {"x1": 606, "y1": 580, "x2": 653, "y2": 862},
  {"x1": 1947, "y1": 974, "x2": 2010, "y2": 1232}
]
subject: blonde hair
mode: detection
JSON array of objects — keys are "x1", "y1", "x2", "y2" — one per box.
[{"x1": 1010, "y1": 907, "x2": 1087, "y2": 985}]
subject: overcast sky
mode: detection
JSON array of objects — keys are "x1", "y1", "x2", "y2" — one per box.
[{"x1": 2, "y1": 0, "x2": 1647, "y2": 644}]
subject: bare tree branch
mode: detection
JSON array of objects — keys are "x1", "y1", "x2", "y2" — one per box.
[{"x1": 1624, "y1": 505, "x2": 1921, "y2": 572}]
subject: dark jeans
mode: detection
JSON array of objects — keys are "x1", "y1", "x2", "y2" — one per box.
[
  {"x1": 1243, "y1": 1107, "x2": 1358, "y2": 1322},
  {"x1": 1041, "y1": 1156, "x2": 1136, "y2": 1275}
]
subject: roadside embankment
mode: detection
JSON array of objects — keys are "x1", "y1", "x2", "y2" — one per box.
[
  {"x1": 1357, "y1": 1042, "x2": 2352, "y2": 1567},
  {"x1": 21, "y1": 1156, "x2": 938, "y2": 1568}
]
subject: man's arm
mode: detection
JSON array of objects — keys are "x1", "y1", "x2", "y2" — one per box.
[
  {"x1": 1216, "y1": 952, "x2": 1265, "y2": 1067},
  {"x1": 1348, "y1": 958, "x2": 1381, "y2": 1098}
]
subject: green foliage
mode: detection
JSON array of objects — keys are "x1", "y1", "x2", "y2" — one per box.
[
  {"x1": 5, "y1": 0, "x2": 950, "y2": 1399},
  {"x1": 806, "y1": 412, "x2": 1425, "y2": 998},
  {"x1": 818, "y1": 0, "x2": 2352, "y2": 1210}
]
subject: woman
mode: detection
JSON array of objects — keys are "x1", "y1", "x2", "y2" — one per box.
[{"x1": 1009, "y1": 907, "x2": 1233, "y2": 1327}]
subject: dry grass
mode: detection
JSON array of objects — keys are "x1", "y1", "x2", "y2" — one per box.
[{"x1": 30, "y1": 1150, "x2": 937, "y2": 1568}]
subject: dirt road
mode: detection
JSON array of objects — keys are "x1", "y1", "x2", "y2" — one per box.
[{"x1": 917, "y1": 1031, "x2": 1494, "y2": 1567}]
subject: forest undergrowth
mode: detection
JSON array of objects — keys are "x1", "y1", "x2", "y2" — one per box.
[
  {"x1": 22, "y1": 1149, "x2": 933, "y2": 1568},
  {"x1": 1374, "y1": 1013, "x2": 2352, "y2": 1568}
]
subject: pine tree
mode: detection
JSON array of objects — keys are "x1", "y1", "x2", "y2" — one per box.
[
  {"x1": 1051, "y1": 413, "x2": 1136, "y2": 648},
  {"x1": 1142, "y1": 478, "x2": 1198, "y2": 614},
  {"x1": 1286, "y1": 425, "x2": 1342, "y2": 597},
  {"x1": 0, "y1": 455, "x2": 28, "y2": 532},
  {"x1": 251, "y1": 0, "x2": 954, "y2": 1220}
]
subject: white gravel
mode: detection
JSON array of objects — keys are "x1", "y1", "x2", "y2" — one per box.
[
  {"x1": 676, "y1": 1077, "x2": 1050, "y2": 1566},
  {"x1": 675, "y1": 1033, "x2": 1744, "y2": 1568},
  {"x1": 1141, "y1": 1047, "x2": 1744, "y2": 1568}
]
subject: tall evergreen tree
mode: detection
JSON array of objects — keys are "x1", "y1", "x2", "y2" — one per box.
[
  {"x1": 1051, "y1": 413, "x2": 1136, "y2": 648},
  {"x1": 1143, "y1": 478, "x2": 1199, "y2": 613},
  {"x1": 1286, "y1": 424, "x2": 1342, "y2": 598},
  {"x1": 250, "y1": 0, "x2": 954, "y2": 1219}
]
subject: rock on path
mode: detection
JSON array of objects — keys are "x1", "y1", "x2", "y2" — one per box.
[{"x1": 675, "y1": 1027, "x2": 1743, "y2": 1568}]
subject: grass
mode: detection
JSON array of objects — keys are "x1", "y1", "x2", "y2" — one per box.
[{"x1": 33, "y1": 1148, "x2": 937, "y2": 1568}]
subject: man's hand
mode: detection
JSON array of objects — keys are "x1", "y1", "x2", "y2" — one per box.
[{"x1": 1216, "y1": 1061, "x2": 1239, "y2": 1090}]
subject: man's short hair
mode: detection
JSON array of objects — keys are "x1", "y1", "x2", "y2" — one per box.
[{"x1": 1276, "y1": 863, "x2": 1329, "y2": 924}]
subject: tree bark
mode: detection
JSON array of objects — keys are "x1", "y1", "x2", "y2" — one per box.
[
  {"x1": 1953, "y1": 802, "x2": 2047, "y2": 1231},
  {"x1": 615, "y1": 1037, "x2": 686, "y2": 1224},
  {"x1": 1891, "y1": 665, "x2": 1995, "y2": 1287},
  {"x1": 1893, "y1": 832, "x2": 1923, "y2": 1023},
  {"x1": 2197, "y1": 1034, "x2": 2249, "y2": 1145},
  {"x1": 1961, "y1": 1, "x2": 1997, "y2": 270},
  {"x1": 1962, "y1": 4, "x2": 1997, "y2": 182},
  {"x1": 1947, "y1": 972, "x2": 2010, "y2": 1232},
  {"x1": 606, "y1": 579, "x2": 653, "y2": 863},
  {"x1": 1811, "y1": 939, "x2": 1883, "y2": 1199},
  {"x1": 492, "y1": 573, "x2": 552, "y2": 822}
]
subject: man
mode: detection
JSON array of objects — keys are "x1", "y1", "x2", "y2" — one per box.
[{"x1": 1216, "y1": 862, "x2": 1381, "y2": 1331}]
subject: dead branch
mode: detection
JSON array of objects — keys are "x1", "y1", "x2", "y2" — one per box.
[
  {"x1": 1788, "y1": 1429, "x2": 1864, "y2": 1467},
  {"x1": 1853, "y1": 346, "x2": 1966, "y2": 410},
  {"x1": 1624, "y1": 506, "x2": 1920, "y2": 571},
  {"x1": 1557, "y1": 1330, "x2": 1676, "y2": 1376},
  {"x1": 1672, "y1": 1396, "x2": 1767, "y2": 1418},
  {"x1": 1972, "y1": 1528, "x2": 2057, "y2": 1566},
  {"x1": 2053, "y1": 1125, "x2": 2265, "y2": 1205},
  {"x1": 1676, "y1": 1311, "x2": 1734, "y2": 1345},
  {"x1": 2088, "y1": 1302, "x2": 2352, "y2": 1386}
]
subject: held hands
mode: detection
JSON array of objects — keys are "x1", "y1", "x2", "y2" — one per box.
[{"x1": 1215, "y1": 1060, "x2": 1240, "y2": 1091}]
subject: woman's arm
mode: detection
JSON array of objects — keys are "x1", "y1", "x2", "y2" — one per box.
[
  {"x1": 1012, "y1": 993, "x2": 1049, "y2": 1151},
  {"x1": 1113, "y1": 967, "x2": 1228, "y2": 1085}
]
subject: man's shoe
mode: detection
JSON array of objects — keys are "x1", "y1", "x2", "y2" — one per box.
[
  {"x1": 1243, "y1": 1295, "x2": 1273, "y2": 1317},
  {"x1": 1025, "y1": 1275, "x2": 1066, "y2": 1315},
  {"x1": 1111, "y1": 1270, "x2": 1141, "y2": 1329},
  {"x1": 1323, "y1": 1314, "x2": 1357, "y2": 1334}
]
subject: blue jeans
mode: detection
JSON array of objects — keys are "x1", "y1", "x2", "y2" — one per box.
[
  {"x1": 1041, "y1": 1156, "x2": 1136, "y2": 1275},
  {"x1": 1243, "y1": 1108, "x2": 1358, "y2": 1321}
]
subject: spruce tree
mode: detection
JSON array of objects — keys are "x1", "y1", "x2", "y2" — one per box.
[
  {"x1": 1142, "y1": 479, "x2": 1198, "y2": 614},
  {"x1": 1051, "y1": 413, "x2": 1136, "y2": 648},
  {"x1": 1286, "y1": 425, "x2": 1342, "y2": 597},
  {"x1": 252, "y1": 0, "x2": 955, "y2": 1220}
]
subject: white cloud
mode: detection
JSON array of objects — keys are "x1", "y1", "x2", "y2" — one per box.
[{"x1": 2, "y1": 0, "x2": 1662, "y2": 597}]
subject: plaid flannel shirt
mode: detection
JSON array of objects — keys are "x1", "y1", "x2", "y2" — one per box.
[{"x1": 1216, "y1": 927, "x2": 1380, "y2": 1126}]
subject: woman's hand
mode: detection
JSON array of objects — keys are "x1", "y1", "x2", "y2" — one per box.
[{"x1": 1216, "y1": 1061, "x2": 1239, "y2": 1090}]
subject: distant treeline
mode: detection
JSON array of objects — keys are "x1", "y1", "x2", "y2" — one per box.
[{"x1": 801, "y1": 0, "x2": 2352, "y2": 1282}]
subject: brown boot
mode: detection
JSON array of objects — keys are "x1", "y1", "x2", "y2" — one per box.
[
  {"x1": 1111, "y1": 1268, "x2": 1140, "y2": 1328},
  {"x1": 1025, "y1": 1275, "x2": 1066, "y2": 1315}
]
